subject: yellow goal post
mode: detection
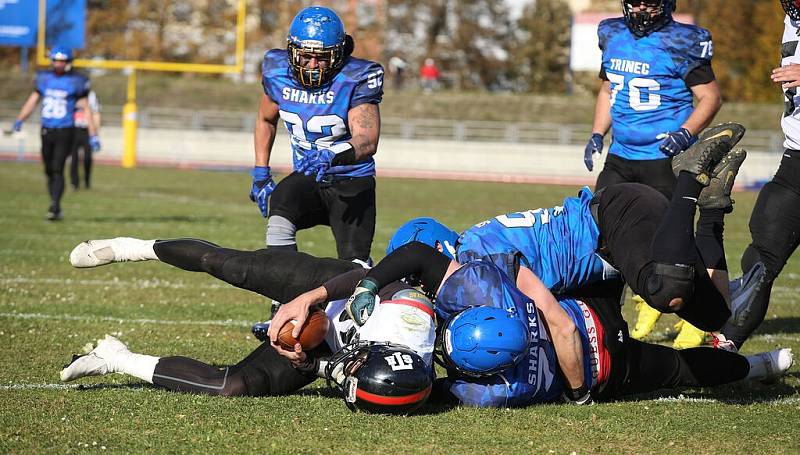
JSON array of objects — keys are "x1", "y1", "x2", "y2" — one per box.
[{"x1": 35, "y1": 0, "x2": 247, "y2": 167}]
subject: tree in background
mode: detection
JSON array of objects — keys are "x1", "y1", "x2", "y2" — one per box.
[
  {"x1": 681, "y1": 0, "x2": 784, "y2": 102},
  {"x1": 513, "y1": 0, "x2": 572, "y2": 93}
]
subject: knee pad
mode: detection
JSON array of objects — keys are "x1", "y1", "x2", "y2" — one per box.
[
  {"x1": 645, "y1": 262, "x2": 695, "y2": 313},
  {"x1": 266, "y1": 216, "x2": 297, "y2": 247}
]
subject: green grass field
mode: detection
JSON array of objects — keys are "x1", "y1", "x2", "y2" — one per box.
[{"x1": 1, "y1": 162, "x2": 799, "y2": 454}]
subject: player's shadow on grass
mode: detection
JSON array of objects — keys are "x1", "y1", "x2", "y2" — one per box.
[
  {"x1": 295, "y1": 386, "x2": 457, "y2": 415},
  {"x1": 616, "y1": 374, "x2": 800, "y2": 405},
  {"x1": 753, "y1": 317, "x2": 800, "y2": 335},
  {"x1": 83, "y1": 215, "x2": 225, "y2": 223}
]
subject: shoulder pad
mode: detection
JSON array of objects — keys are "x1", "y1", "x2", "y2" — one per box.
[
  {"x1": 597, "y1": 18, "x2": 627, "y2": 50},
  {"x1": 262, "y1": 49, "x2": 288, "y2": 75}
]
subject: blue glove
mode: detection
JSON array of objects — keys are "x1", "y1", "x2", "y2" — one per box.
[
  {"x1": 345, "y1": 277, "x2": 380, "y2": 326},
  {"x1": 584, "y1": 133, "x2": 604, "y2": 171},
  {"x1": 12, "y1": 120, "x2": 22, "y2": 132},
  {"x1": 89, "y1": 135, "x2": 101, "y2": 153},
  {"x1": 249, "y1": 166, "x2": 276, "y2": 218},
  {"x1": 658, "y1": 128, "x2": 694, "y2": 157},
  {"x1": 301, "y1": 149, "x2": 336, "y2": 182}
]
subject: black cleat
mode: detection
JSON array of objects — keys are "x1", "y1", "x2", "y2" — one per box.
[
  {"x1": 672, "y1": 122, "x2": 744, "y2": 186},
  {"x1": 696, "y1": 122, "x2": 746, "y2": 148},
  {"x1": 698, "y1": 148, "x2": 747, "y2": 212}
]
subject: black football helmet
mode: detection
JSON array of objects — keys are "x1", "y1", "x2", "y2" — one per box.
[
  {"x1": 783, "y1": 0, "x2": 800, "y2": 21},
  {"x1": 326, "y1": 341, "x2": 432, "y2": 414},
  {"x1": 621, "y1": 0, "x2": 676, "y2": 37}
]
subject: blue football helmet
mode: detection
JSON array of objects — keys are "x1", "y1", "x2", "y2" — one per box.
[
  {"x1": 386, "y1": 217, "x2": 459, "y2": 259},
  {"x1": 440, "y1": 306, "x2": 530, "y2": 377},
  {"x1": 621, "y1": 0, "x2": 675, "y2": 37},
  {"x1": 287, "y1": 6, "x2": 350, "y2": 87},
  {"x1": 50, "y1": 46, "x2": 73, "y2": 62}
]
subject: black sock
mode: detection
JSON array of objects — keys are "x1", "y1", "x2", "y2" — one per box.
[
  {"x1": 651, "y1": 172, "x2": 703, "y2": 265},
  {"x1": 695, "y1": 208, "x2": 727, "y2": 270}
]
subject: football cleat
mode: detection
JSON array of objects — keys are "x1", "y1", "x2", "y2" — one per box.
[
  {"x1": 727, "y1": 262, "x2": 768, "y2": 328},
  {"x1": 696, "y1": 122, "x2": 746, "y2": 149},
  {"x1": 630, "y1": 295, "x2": 662, "y2": 340},
  {"x1": 47, "y1": 203, "x2": 63, "y2": 221},
  {"x1": 251, "y1": 321, "x2": 270, "y2": 343},
  {"x1": 747, "y1": 348, "x2": 794, "y2": 383},
  {"x1": 698, "y1": 148, "x2": 747, "y2": 213},
  {"x1": 672, "y1": 123, "x2": 744, "y2": 185},
  {"x1": 60, "y1": 335, "x2": 129, "y2": 382},
  {"x1": 69, "y1": 237, "x2": 154, "y2": 268},
  {"x1": 672, "y1": 319, "x2": 707, "y2": 349},
  {"x1": 709, "y1": 331, "x2": 738, "y2": 352}
]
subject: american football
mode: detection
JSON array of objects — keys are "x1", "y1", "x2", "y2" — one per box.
[{"x1": 277, "y1": 309, "x2": 330, "y2": 350}]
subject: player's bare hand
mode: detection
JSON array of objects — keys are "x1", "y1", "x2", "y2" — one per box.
[
  {"x1": 271, "y1": 341, "x2": 308, "y2": 368},
  {"x1": 267, "y1": 286, "x2": 327, "y2": 342},
  {"x1": 772, "y1": 63, "x2": 800, "y2": 89}
]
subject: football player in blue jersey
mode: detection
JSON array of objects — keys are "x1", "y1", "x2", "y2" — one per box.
[
  {"x1": 584, "y1": 1, "x2": 724, "y2": 346},
  {"x1": 12, "y1": 47, "x2": 97, "y2": 221},
  {"x1": 251, "y1": 6, "x2": 383, "y2": 266},
  {"x1": 322, "y1": 240, "x2": 790, "y2": 407},
  {"x1": 387, "y1": 126, "x2": 750, "y2": 341}
]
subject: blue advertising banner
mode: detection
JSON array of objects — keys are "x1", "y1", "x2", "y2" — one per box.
[{"x1": 0, "y1": 0, "x2": 86, "y2": 49}]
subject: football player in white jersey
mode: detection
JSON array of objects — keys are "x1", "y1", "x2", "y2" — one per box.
[
  {"x1": 62, "y1": 237, "x2": 434, "y2": 413},
  {"x1": 718, "y1": 0, "x2": 800, "y2": 350}
]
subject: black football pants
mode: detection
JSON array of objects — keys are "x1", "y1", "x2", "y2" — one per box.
[
  {"x1": 148, "y1": 238, "x2": 360, "y2": 396},
  {"x1": 41, "y1": 127, "x2": 74, "y2": 212},
  {"x1": 722, "y1": 149, "x2": 800, "y2": 347},
  {"x1": 595, "y1": 153, "x2": 677, "y2": 200},
  {"x1": 70, "y1": 127, "x2": 92, "y2": 188},
  {"x1": 595, "y1": 183, "x2": 730, "y2": 331}
]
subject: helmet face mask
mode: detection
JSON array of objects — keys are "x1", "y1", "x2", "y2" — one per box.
[
  {"x1": 621, "y1": 0, "x2": 675, "y2": 37},
  {"x1": 49, "y1": 46, "x2": 73, "y2": 73},
  {"x1": 287, "y1": 6, "x2": 348, "y2": 88},
  {"x1": 783, "y1": 0, "x2": 800, "y2": 21},
  {"x1": 326, "y1": 341, "x2": 432, "y2": 414}
]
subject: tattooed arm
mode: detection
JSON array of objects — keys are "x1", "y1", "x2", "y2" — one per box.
[{"x1": 347, "y1": 103, "x2": 381, "y2": 160}]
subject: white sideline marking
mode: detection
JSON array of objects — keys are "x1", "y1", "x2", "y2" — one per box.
[
  {"x1": 651, "y1": 395, "x2": 800, "y2": 406},
  {"x1": 0, "y1": 312, "x2": 251, "y2": 327},
  {"x1": 2, "y1": 276, "x2": 231, "y2": 290},
  {"x1": 0, "y1": 383, "x2": 81, "y2": 390},
  {"x1": 0, "y1": 383, "x2": 152, "y2": 391}
]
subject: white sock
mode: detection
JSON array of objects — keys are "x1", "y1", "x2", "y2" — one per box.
[
  {"x1": 109, "y1": 351, "x2": 160, "y2": 383},
  {"x1": 114, "y1": 238, "x2": 158, "y2": 262},
  {"x1": 745, "y1": 349, "x2": 793, "y2": 380},
  {"x1": 746, "y1": 353, "x2": 769, "y2": 380}
]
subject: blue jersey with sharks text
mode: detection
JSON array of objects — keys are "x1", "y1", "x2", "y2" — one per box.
[
  {"x1": 261, "y1": 49, "x2": 384, "y2": 178},
  {"x1": 435, "y1": 259, "x2": 597, "y2": 407}
]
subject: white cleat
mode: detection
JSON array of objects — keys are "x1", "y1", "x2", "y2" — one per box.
[
  {"x1": 747, "y1": 348, "x2": 794, "y2": 383},
  {"x1": 69, "y1": 237, "x2": 155, "y2": 268},
  {"x1": 60, "y1": 335, "x2": 130, "y2": 382}
]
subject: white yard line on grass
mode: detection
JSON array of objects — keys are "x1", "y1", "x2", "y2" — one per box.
[
  {"x1": 2, "y1": 276, "x2": 231, "y2": 290},
  {"x1": 0, "y1": 312, "x2": 251, "y2": 327}
]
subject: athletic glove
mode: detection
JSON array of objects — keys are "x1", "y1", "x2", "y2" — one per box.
[
  {"x1": 89, "y1": 135, "x2": 101, "y2": 153},
  {"x1": 584, "y1": 133, "x2": 604, "y2": 171},
  {"x1": 249, "y1": 166, "x2": 276, "y2": 218},
  {"x1": 658, "y1": 128, "x2": 694, "y2": 157},
  {"x1": 300, "y1": 149, "x2": 336, "y2": 182},
  {"x1": 12, "y1": 119, "x2": 23, "y2": 132},
  {"x1": 562, "y1": 384, "x2": 594, "y2": 405},
  {"x1": 345, "y1": 277, "x2": 380, "y2": 326}
]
